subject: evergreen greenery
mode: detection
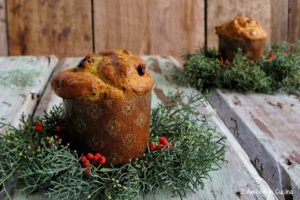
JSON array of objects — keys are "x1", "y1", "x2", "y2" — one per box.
[
  {"x1": 0, "y1": 93, "x2": 226, "y2": 200},
  {"x1": 178, "y1": 41, "x2": 300, "y2": 94}
]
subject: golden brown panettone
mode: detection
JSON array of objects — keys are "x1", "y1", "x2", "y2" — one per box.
[
  {"x1": 51, "y1": 49, "x2": 154, "y2": 101},
  {"x1": 51, "y1": 50, "x2": 154, "y2": 165},
  {"x1": 215, "y1": 16, "x2": 268, "y2": 61}
]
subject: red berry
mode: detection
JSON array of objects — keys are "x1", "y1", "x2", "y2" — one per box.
[
  {"x1": 86, "y1": 153, "x2": 94, "y2": 160},
  {"x1": 168, "y1": 143, "x2": 173, "y2": 149},
  {"x1": 159, "y1": 137, "x2": 168, "y2": 145},
  {"x1": 157, "y1": 144, "x2": 164, "y2": 150},
  {"x1": 267, "y1": 53, "x2": 276, "y2": 60},
  {"x1": 82, "y1": 160, "x2": 90, "y2": 168},
  {"x1": 92, "y1": 153, "x2": 102, "y2": 165},
  {"x1": 81, "y1": 156, "x2": 88, "y2": 163},
  {"x1": 84, "y1": 168, "x2": 91, "y2": 176},
  {"x1": 34, "y1": 122, "x2": 43, "y2": 132},
  {"x1": 55, "y1": 125, "x2": 63, "y2": 132},
  {"x1": 98, "y1": 156, "x2": 106, "y2": 165},
  {"x1": 94, "y1": 153, "x2": 102, "y2": 159},
  {"x1": 149, "y1": 142, "x2": 156, "y2": 150}
]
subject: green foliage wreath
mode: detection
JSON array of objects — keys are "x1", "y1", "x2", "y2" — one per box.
[
  {"x1": 0, "y1": 93, "x2": 226, "y2": 200},
  {"x1": 178, "y1": 41, "x2": 300, "y2": 94}
]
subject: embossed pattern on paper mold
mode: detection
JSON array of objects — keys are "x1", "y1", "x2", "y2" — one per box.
[
  {"x1": 105, "y1": 119, "x2": 121, "y2": 136},
  {"x1": 135, "y1": 113, "x2": 146, "y2": 127},
  {"x1": 123, "y1": 132, "x2": 135, "y2": 150},
  {"x1": 74, "y1": 118, "x2": 86, "y2": 133},
  {"x1": 121, "y1": 101, "x2": 136, "y2": 116},
  {"x1": 86, "y1": 103, "x2": 102, "y2": 120}
]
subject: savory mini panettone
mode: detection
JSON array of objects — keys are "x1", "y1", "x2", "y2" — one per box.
[
  {"x1": 51, "y1": 50, "x2": 154, "y2": 165},
  {"x1": 215, "y1": 16, "x2": 268, "y2": 61}
]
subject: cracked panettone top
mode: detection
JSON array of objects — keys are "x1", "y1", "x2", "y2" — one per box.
[
  {"x1": 51, "y1": 49, "x2": 154, "y2": 101},
  {"x1": 215, "y1": 16, "x2": 267, "y2": 40}
]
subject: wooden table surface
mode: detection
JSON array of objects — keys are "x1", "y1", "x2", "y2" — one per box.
[
  {"x1": 1, "y1": 55, "x2": 296, "y2": 200},
  {"x1": 209, "y1": 90, "x2": 300, "y2": 199}
]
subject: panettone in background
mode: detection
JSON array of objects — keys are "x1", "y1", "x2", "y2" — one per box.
[
  {"x1": 215, "y1": 16, "x2": 268, "y2": 61},
  {"x1": 51, "y1": 49, "x2": 154, "y2": 165}
]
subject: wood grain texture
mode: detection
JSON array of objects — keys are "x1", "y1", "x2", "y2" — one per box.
[
  {"x1": 288, "y1": 0, "x2": 300, "y2": 42},
  {"x1": 270, "y1": 0, "x2": 289, "y2": 42},
  {"x1": 7, "y1": 0, "x2": 93, "y2": 56},
  {"x1": 0, "y1": 56, "x2": 57, "y2": 129},
  {"x1": 207, "y1": 0, "x2": 288, "y2": 48},
  {"x1": 94, "y1": 0, "x2": 204, "y2": 57},
  {"x1": 0, "y1": 0, "x2": 7, "y2": 55},
  {"x1": 209, "y1": 90, "x2": 300, "y2": 199},
  {"x1": 33, "y1": 56, "x2": 276, "y2": 200},
  {"x1": 34, "y1": 57, "x2": 81, "y2": 117}
]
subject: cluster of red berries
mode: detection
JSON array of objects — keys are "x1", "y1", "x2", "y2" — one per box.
[
  {"x1": 149, "y1": 136, "x2": 173, "y2": 151},
  {"x1": 81, "y1": 153, "x2": 106, "y2": 175},
  {"x1": 34, "y1": 122, "x2": 63, "y2": 133},
  {"x1": 267, "y1": 53, "x2": 276, "y2": 60},
  {"x1": 34, "y1": 122, "x2": 63, "y2": 143}
]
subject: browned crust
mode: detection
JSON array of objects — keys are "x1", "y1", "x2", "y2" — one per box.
[
  {"x1": 51, "y1": 49, "x2": 154, "y2": 101},
  {"x1": 215, "y1": 16, "x2": 267, "y2": 40}
]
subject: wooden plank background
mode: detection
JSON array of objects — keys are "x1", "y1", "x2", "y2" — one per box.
[
  {"x1": 288, "y1": 0, "x2": 300, "y2": 42},
  {"x1": 6, "y1": 0, "x2": 93, "y2": 56},
  {"x1": 0, "y1": 0, "x2": 7, "y2": 56},
  {"x1": 94, "y1": 0, "x2": 204, "y2": 56},
  {"x1": 0, "y1": 0, "x2": 298, "y2": 56}
]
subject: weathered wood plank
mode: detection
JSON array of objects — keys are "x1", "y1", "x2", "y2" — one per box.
[
  {"x1": 207, "y1": 0, "x2": 288, "y2": 48},
  {"x1": 0, "y1": 56, "x2": 58, "y2": 128},
  {"x1": 7, "y1": 0, "x2": 93, "y2": 56},
  {"x1": 208, "y1": 90, "x2": 300, "y2": 199},
  {"x1": 270, "y1": 0, "x2": 289, "y2": 42},
  {"x1": 0, "y1": 0, "x2": 7, "y2": 56},
  {"x1": 34, "y1": 56, "x2": 276, "y2": 200},
  {"x1": 288, "y1": 0, "x2": 300, "y2": 42},
  {"x1": 34, "y1": 57, "x2": 81, "y2": 117},
  {"x1": 93, "y1": 0, "x2": 204, "y2": 56}
]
